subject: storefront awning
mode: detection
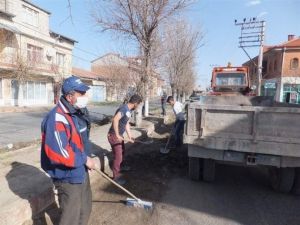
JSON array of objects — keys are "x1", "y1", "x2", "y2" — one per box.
[{"x1": 0, "y1": 23, "x2": 21, "y2": 34}]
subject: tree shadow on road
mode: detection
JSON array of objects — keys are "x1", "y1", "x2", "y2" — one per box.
[{"x1": 6, "y1": 162, "x2": 59, "y2": 225}]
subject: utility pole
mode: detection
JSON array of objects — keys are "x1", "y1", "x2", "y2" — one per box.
[{"x1": 235, "y1": 18, "x2": 265, "y2": 96}]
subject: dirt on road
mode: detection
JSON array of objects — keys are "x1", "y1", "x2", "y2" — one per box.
[{"x1": 89, "y1": 118, "x2": 188, "y2": 225}]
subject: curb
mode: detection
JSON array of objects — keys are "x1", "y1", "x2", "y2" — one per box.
[{"x1": 0, "y1": 106, "x2": 53, "y2": 114}]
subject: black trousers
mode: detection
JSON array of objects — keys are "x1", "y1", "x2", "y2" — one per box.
[
  {"x1": 54, "y1": 172, "x2": 92, "y2": 225},
  {"x1": 161, "y1": 103, "x2": 166, "y2": 115}
]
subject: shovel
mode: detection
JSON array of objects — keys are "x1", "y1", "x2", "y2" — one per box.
[{"x1": 160, "y1": 125, "x2": 175, "y2": 154}]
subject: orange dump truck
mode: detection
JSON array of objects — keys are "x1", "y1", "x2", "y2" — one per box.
[{"x1": 210, "y1": 65, "x2": 254, "y2": 96}]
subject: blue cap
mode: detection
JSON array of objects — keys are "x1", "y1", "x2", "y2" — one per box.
[{"x1": 62, "y1": 76, "x2": 90, "y2": 94}]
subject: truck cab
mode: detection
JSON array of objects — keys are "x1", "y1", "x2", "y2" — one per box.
[{"x1": 211, "y1": 65, "x2": 254, "y2": 96}]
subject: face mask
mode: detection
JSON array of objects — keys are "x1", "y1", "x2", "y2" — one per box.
[{"x1": 74, "y1": 96, "x2": 89, "y2": 109}]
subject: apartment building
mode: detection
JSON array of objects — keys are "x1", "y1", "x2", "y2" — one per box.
[
  {"x1": 243, "y1": 35, "x2": 300, "y2": 103},
  {"x1": 0, "y1": 0, "x2": 76, "y2": 106}
]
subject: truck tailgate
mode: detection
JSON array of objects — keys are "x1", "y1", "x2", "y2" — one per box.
[{"x1": 185, "y1": 103, "x2": 300, "y2": 157}]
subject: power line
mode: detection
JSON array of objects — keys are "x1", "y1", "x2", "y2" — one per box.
[
  {"x1": 74, "y1": 46, "x2": 99, "y2": 58},
  {"x1": 235, "y1": 18, "x2": 265, "y2": 96}
]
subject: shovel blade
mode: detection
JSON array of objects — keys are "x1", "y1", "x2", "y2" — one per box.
[{"x1": 160, "y1": 147, "x2": 170, "y2": 154}]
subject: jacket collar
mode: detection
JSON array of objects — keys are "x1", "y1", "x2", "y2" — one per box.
[{"x1": 59, "y1": 96, "x2": 77, "y2": 114}]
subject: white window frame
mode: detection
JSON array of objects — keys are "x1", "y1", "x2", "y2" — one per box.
[
  {"x1": 56, "y1": 53, "x2": 65, "y2": 67},
  {"x1": 291, "y1": 58, "x2": 299, "y2": 70},
  {"x1": 27, "y1": 44, "x2": 43, "y2": 64},
  {"x1": 22, "y1": 81, "x2": 47, "y2": 104},
  {"x1": 22, "y1": 5, "x2": 39, "y2": 27}
]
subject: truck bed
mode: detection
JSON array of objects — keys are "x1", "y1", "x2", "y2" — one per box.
[{"x1": 184, "y1": 96, "x2": 300, "y2": 158}]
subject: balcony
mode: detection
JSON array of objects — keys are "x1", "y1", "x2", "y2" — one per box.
[{"x1": 0, "y1": 1, "x2": 15, "y2": 19}]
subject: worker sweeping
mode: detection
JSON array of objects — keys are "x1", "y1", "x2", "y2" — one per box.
[
  {"x1": 41, "y1": 76, "x2": 95, "y2": 225},
  {"x1": 166, "y1": 96, "x2": 186, "y2": 148},
  {"x1": 107, "y1": 94, "x2": 142, "y2": 185}
]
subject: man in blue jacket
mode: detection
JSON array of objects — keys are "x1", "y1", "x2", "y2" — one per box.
[{"x1": 41, "y1": 76, "x2": 96, "y2": 225}]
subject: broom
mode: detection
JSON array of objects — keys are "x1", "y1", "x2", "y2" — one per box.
[{"x1": 94, "y1": 169, "x2": 153, "y2": 210}]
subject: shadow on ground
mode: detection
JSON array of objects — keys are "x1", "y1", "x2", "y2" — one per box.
[{"x1": 6, "y1": 162, "x2": 59, "y2": 225}]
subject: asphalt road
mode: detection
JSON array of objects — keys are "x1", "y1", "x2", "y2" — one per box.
[
  {"x1": 0, "y1": 99, "x2": 163, "y2": 149},
  {"x1": 157, "y1": 165, "x2": 300, "y2": 225},
  {"x1": 0, "y1": 105, "x2": 117, "y2": 149}
]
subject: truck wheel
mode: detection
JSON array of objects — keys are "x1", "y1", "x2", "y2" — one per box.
[
  {"x1": 189, "y1": 157, "x2": 202, "y2": 181},
  {"x1": 203, "y1": 159, "x2": 216, "y2": 182},
  {"x1": 269, "y1": 167, "x2": 295, "y2": 193},
  {"x1": 292, "y1": 168, "x2": 300, "y2": 195}
]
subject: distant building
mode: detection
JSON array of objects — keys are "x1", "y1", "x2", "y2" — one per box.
[
  {"x1": 0, "y1": 0, "x2": 76, "y2": 106},
  {"x1": 91, "y1": 53, "x2": 164, "y2": 101},
  {"x1": 243, "y1": 35, "x2": 300, "y2": 103},
  {"x1": 72, "y1": 67, "x2": 107, "y2": 102}
]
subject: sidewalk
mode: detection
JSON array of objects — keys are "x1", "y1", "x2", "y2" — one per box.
[{"x1": 0, "y1": 120, "x2": 155, "y2": 225}]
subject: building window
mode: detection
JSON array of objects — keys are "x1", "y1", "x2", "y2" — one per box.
[
  {"x1": 262, "y1": 60, "x2": 267, "y2": 73},
  {"x1": 268, "y1": 61, "x2": 273, "y2": 72},
  {"x1": 0, "y1": 0, "x2": 8, "y2": 13},
  {"x1": 56, "y1": 53, "x2": 65, "y2": 67},
  {"x1": 274, "y1": 60, "x2": 278, "y2": 72},
  {"x1": 0, "y1": 78, "x2": 2, "y2": 99},
  {"x1": 22, "y1": 5, "x2": 39, "y2": 27},
  {"x1": 22, "y1": 81, "x2": 47, "y2": 101},
  {"x1": 291, "y1": 58, "x2": 299, "y2": 70},
  {"x1": 262, "y1": 82, "x2": 277, "y2": 97},
  {"x1": 283, "y1": 83, "x2": 300, "y2": 104},
  {"x1": 27, "y1": 44, "x2": 43, "y2": 64}
]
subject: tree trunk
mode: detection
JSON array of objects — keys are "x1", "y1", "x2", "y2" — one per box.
[
  {"x1": 17, "y1": 81, "x2": 24, "y2": 106},
  {"x1": 135, "y1": 102, "x2": 143, "y2": 127},
  {"x1": 143, "y1": 49, "x2": 151, "y2": 117},
  {"x1": 183, "y1": 92, "x2": 186, "y2": 102},
  {"x1": 173, "y1": 89, "x2": 177, "y2": 101}
]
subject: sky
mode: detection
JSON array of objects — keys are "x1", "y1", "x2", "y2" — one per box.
[{"x1": 31, "y1": 0, "x2": 300, "y2": 88}]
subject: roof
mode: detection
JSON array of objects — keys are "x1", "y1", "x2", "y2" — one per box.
[
  {"x1": 22, "y1": 0, "x2": 51, "y2": 15},
  {"x1": 91, "y1": 53, "x2": 123, "y2": 63},
  {"x1": 50, "y1": 31, "x2": 78, "y2": 44},
  {"x1": 243, "y1": 36, "x2": 300, "y2": 65},
  {"x1": 72, "y1": 67, "x2": 106, "y2": 81},
  {"x1": 262, "y1": 37, "x2": 300, "y2": 52}
]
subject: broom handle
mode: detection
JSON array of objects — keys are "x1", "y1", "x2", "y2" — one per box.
[{"x1": 94, "y1": 168, "x2": 139, "y2": 201}]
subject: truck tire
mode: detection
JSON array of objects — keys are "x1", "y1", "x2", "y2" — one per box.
[
  {"x1": 189, "y1": 157, "x2": 202, "y2": 181},
  {"x1": 269, "y1": 167, "x2": 295, "y2": 193},
  {"x1": 203, "y1": 159, "x2": 215, "y2": 182},
  {"x1": 292, "y1": 168, "x2": 300, "y2": 195}
]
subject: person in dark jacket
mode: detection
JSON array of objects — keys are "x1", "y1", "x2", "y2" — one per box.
[
  {"x1": 161, "y1": 91, "x2": 167, "y2": 116},
  {"x1": 41, "y1": 76, "x2": 96, "y2": 225}
]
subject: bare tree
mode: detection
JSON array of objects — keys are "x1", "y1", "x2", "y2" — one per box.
[
  {"x1": 90, "y1": 0, "x2": 192, "y2": 119},
  {"x1": 160, "y1": 20, "x2": 202, "y2": 101}
]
